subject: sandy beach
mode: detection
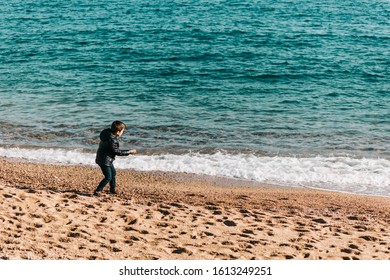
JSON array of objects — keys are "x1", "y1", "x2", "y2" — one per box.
[{"x1": 0, "y1": 158, "x2": 389, "y2": 260}]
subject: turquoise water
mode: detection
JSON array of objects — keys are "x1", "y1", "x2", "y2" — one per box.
[{"x1": 1, "y1": 0, "x2": 389, "y2": 196}]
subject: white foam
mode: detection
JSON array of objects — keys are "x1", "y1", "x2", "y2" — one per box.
[{"x1": 1, "y1": 147, "x2": 389, "y2": 197}]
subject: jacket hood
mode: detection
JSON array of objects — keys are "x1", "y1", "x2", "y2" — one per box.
[{"x1": 100, "y1": 128, "x2": 115, "y2": 141}]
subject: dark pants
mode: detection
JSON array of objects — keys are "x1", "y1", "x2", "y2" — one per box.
[{"x1": 95, "y1": 164, "x2": 116, "y2": 193}]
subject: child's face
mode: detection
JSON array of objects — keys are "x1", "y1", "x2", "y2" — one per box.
[{"x1": 115, "y1": 129, "x2": 124, "y2": 137}]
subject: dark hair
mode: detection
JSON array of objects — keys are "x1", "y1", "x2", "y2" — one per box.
[{"x1": 111, "y1": 120, "x2": 126, "y2": 133}]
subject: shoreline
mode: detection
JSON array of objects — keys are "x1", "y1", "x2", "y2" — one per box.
[
  {"x1": 1, "y1": 147, "x2": 389, "y2": 198},
  {"x1": 0, "y1": 158, "x2": 389, "y2": 260}
]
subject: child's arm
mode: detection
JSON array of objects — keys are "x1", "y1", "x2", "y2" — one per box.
[{"x1": 109, "y1": 138, "x2": 134, "y2": 157}]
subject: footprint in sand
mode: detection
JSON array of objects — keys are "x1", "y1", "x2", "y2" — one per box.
[
  {"x1": 312, "y1": 218, "x2": 327, "y2": 224},
  {"x1": 359, "y1": 235, "x2": 378, "y2": 242},
  {"x1": 158, "y1": 208, "x2": 170, "y2": 216},
  {"x1": 172, "y1": 247, "x2": 192, "y2": 255},
  {"x1": 223, "y1": 220, "x2": 237, "y2": 227}
]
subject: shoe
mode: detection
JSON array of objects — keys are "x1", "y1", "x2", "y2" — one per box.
[
  {"x1": 93, "y1": 191, "x2": 101, "y2": 197},
  {"x1": 109, "y1": 190, "x2": 117, "y2": 195}
]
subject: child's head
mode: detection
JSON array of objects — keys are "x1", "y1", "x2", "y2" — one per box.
[{"x1": 111, "y1": 120, "x2": 126, "y2": 136}]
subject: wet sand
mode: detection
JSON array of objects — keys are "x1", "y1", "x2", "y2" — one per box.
[{"x1": 0, "y1": 158, "x2": 389, "y2": 260}]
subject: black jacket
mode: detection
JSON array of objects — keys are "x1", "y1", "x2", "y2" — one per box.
[{"x1": 95, "y1": 128, "x2": 130, "y2": 166}]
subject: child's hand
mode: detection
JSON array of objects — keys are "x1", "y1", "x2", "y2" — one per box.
[{"x1": 129, "y1": 149, "x2": 137, "y2": 154}]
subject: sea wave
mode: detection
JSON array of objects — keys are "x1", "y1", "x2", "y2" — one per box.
[{"x1": 1, "y1": 147, "x2": 389, "y2": 197}]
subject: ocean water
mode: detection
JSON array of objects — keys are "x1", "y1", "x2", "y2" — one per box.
[{"x1": 0, "y1": 0, "x2": 389, "y2": 197}]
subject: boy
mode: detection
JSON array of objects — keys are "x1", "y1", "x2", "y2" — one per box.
[{"x1": 94, "y1": 120, "x2": 136, "y2": 196}]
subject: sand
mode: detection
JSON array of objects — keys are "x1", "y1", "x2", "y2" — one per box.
[{"x1": 0, "y1": 158, "x2": 389, "y2": 260}]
